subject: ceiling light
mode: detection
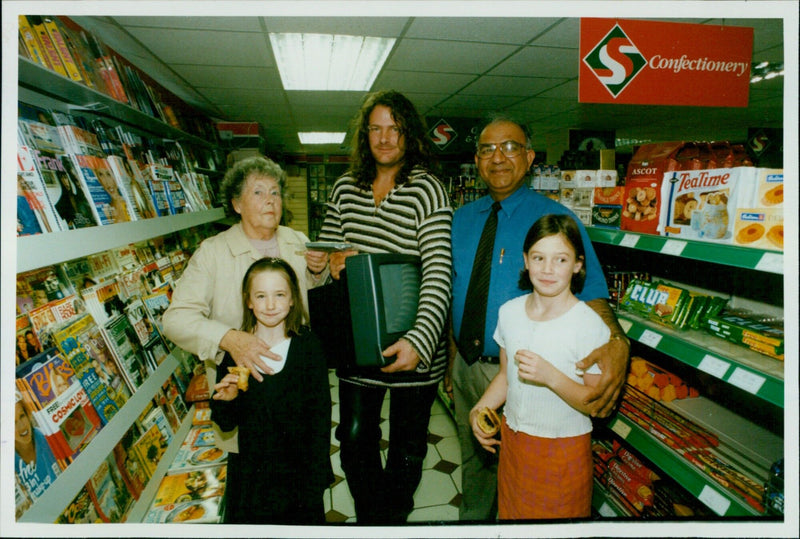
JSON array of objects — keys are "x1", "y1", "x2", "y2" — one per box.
[
  {"x1": 298, "y1": 132, "x2": 346, "y2": 144},
  {"x1": 269, "y1": 32, "x2": 395, "y2": 91},
  {"x1": 749, "y1": 61, "x2": 784, "y2": 84}
]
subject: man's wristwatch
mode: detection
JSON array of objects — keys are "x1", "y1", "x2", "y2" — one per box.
[{"x1": 609, "y1": 333, "x2": 631, "y2": 347}]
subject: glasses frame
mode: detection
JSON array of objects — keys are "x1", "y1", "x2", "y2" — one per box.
[{"x1": 476, "y1": 139, "x2": 527, "y2": 159}]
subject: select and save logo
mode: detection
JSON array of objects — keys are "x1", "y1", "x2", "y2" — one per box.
[
  {"x1": 429, "y1": 119, "x2": 457, "y2": 151},
  {"x1": 583, "y1": 23, "x2": 647, "y2": 98}
]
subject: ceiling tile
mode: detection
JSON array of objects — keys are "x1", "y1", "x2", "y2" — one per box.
[
  {"x1": 62, "y1": 13, "x2": 789, "y2": 156},
  {"x1": 285, "y1": 92, "x2": 366, "y2": 108},
  {"x1": 202, "y1": 87, "x2": 286, "y2": 106},
  {"x1": 405, "y1": 17, "x2": 557, "y2": 44},
  {"x1": 373, "y1": 70, "x2": 478, "y2": 95},
  {"x1": 490, "y1": 46, "x2": 579, "y2": 79},
  {"x1": 124, "y1": 27, "x2": 273, "y2": 66},
  {"x1": 460, "y1": 75, "x2": 570, "y2": 97},
  {"x1": 261, "y1": 17, "x2": 410, "y2": 37},
  {"x1": 437, "y1": 94, "x2": 525, "y2": 111},
  {"x1": 386, "y1": 39, "x2": 519, "y2": 74},
  {"x1": 115, "y1": 16, "x2": 263, "y2": 32},
  {"x1": 530, "y1": 18, "x2": 578, "y2": 48},
  {"x1": 172, "y1": 65, "x2": 282, "y2": 90}
]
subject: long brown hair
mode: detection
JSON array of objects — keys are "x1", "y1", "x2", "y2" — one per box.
[
  {"x1": 240, "y1": 258, "x2": 306, "y2": 336},
  {"x1": 349, "y1": 90, "x2": 432, "y2": 189}
]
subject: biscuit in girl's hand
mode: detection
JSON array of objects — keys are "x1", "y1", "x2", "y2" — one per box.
[
  {"x1": 228, "y1": 366, "x2": 250, "y2": 391},
  {"x1": 477, "y1": 407, "x2": 501, "y2": 436}
]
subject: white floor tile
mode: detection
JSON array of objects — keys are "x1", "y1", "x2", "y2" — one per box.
[
  {"x1": 433, "y1": 434, "x2": 461, "y2": 464},
  {"x1": 329, "y1": 480, "x2": 356, "y2": 518},
  {"x1": 412, "y1": 469, "x2": 459, "y2": 509},
  {"x1": 428, "y1": 412, "x2": 458, "y2": 438},
  {"x1": 422, "y1": 442, "x2": 440, "y2": 470}
]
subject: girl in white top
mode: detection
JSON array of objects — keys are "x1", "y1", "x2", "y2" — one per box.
[{"x1": 470, "y1": 214, "x2": 610, "y2": 519}]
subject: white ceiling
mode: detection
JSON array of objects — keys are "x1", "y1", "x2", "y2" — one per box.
[{"x1": 69, "y1": 12, "x2": 787, "y2": 157}]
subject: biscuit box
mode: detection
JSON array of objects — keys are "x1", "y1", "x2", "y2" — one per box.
[
  {"x1": 560, "y1": 170, "x2": 578, "y2": 190},
  {"x1": 659, "y1": 167, "x2": 754, "y2": 244},
  {"x1": 594, "y1": 186, "x2": 625, "y2": 206},
  {"x1": 737, "y1": 168, "x2": 784, "y2": 209},
  {"x1": 575, "y1": 170, "x2": 597, "y2": 188},
  {"x1": 621, "y1": 141, "x2": 685, "y2": 234},
  {"x1": 592, "y1": 205, "x2": 622, "y2": 228},
  {"x1": 733, "y1": 208, "x2": 783, "y2": 251},
  {"x1": 596, "y1": 170, "x2": 618, "y2": 187},
  {"x1": 572, "y1": 207, "x2": 592, "y2": 227}
]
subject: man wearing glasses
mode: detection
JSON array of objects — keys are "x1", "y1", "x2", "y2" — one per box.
[{"x1": 446, "y1": 115, "x2": 630, "y2": 521}]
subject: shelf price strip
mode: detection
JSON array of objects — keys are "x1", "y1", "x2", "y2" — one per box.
[
  {"x1": 754, "y1": 252, "x2": 783, "y2": 274},
  {"x1": 697, "y1": 354, "x2": 730, "y2": 379},
  {"x1": 660, "y1": 239, "x2": 687, "y2": 256},
  {"x1": 619, "y1": 233, "x2": 640, "y2": 248},
  {"x1": 620, "y1": 313, "x2": 782, "y2": 408},
  {"x1": 726, "y1": 367, "x2": 767, "y2": 395},
  {"x1": 699, "y1": 485, "x2": 731, "y2": 516},
  {"x1": 638, "y1": 329, "x2": 663, "y2": 348}
]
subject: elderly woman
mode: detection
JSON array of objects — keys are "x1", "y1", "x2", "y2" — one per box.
[{"x1": 163, "y1": 156, "x2": 328, "y2": 446}]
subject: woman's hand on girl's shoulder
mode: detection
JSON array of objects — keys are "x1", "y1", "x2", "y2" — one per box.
[{"x1": 212, "y1": 373, "x2": 240, "y2": 401}]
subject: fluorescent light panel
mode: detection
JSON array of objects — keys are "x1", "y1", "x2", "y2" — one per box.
[
  {"x1": 298, "y1": 132, "x2": 346, "y2": 144},
  {"x1": 269, "y1": 32, "x2": 395, "y2": 91}
]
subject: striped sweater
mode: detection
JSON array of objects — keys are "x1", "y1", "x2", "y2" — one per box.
[{"x1": 318, "y1": 167, "x2": 453, "y2": 387}]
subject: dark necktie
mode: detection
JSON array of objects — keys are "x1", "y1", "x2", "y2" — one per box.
[{"x1": 458, "y1": 201, "x2": 501, "y2": 364}]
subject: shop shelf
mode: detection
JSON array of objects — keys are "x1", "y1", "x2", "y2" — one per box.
[
  {"x1": 16, "y1": 208, "x2": 225, "y2": 272},
  {"x1": 18, "y1": 57, "x2": 213, "y2": 149},
  {"x1": 617, "y1": 312, "x2": 784, "y2": 408},
  {"x1": 607, "y1": 413, "x2": 764, "y2": 517},
  {"x1": 19, "y1": 350, "x2": 187, "y2": 523},
  {"x1": 587, "y1": 227, "x2": 784, "y2": 275}
]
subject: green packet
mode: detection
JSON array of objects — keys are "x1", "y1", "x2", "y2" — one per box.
[
  {"x1": 619, "y1": 279, "x2": 664, "y2": 316},
  {"x1": 648, "y1": 282, "x2": 690, "y2": 328}
]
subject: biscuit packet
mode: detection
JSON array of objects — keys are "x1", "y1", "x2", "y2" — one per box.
[
  {"x1": 648, "y1": 283, "x2": 690, "y2": 328},
  {"x1": 659, "y1": 166, "x2": 754, "y2": 244},
  {"x1": 621, "y1": 141, "x2": 684, "y2": 235},
  {"x1": 620, "y1": 279, "x2": 663, "y2": 316},
  {"x1": 732, "y1": 169, "x2": 783, "y2": 251}
]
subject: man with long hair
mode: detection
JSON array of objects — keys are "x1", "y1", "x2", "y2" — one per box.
[{"x1": 318, "y1": 90, "x2": 452, "y2": 523}]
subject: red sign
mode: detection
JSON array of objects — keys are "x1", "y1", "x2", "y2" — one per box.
[{"x1": 580, "y1": 19, "x2": 753, "y2": 107}]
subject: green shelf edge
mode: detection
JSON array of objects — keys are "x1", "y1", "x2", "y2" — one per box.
[
  {"x1": 587, "y1": 227, "x2": 783, "y2": 274},
  {"x1": 619, "y1": 313, "x2": 783, "y2": 408},
  {"x1": 608, "y1": 416, "x2": 763, "y2": 517}
]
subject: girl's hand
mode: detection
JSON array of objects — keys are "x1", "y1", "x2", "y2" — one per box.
[
  {"x1": 515, "y1": 349, "x2": 556, "y2": 386},
  {"x1": 469, "y1": 407, "x2": 501, "y2": 454},
  {"x1": 212, "y1": 373, "x2": 240, "y2": 401}
]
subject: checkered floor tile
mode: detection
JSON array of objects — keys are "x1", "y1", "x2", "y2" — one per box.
[{"x1": 323, "y1": 370, "x2": 462, "y2": 523}]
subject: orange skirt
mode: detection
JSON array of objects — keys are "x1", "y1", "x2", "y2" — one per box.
[{"x1": 497, "y1": 418, "x2": 592, "y2": 520}]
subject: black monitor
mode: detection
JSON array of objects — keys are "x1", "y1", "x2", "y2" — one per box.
[
  {"x1": 345, "y1": 253, "x2": 421, "y2": 367},
  {"x1": 308, "y1": 253, "x2": 421, "y2": 369}
]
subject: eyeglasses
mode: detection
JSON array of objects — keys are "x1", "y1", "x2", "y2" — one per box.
[{"x1": 476, "y1": 140, "x2": 526, "y2": 159}]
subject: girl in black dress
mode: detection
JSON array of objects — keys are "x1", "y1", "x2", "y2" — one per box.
[{"x1": 211, "y1": 258, "x2": 332, "y2": 524}]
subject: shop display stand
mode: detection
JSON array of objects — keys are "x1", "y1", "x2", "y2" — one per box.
[
  {"x1": 16, "y1": 54, "x2": 224, "y2": 523},
  {"x1": 589, "y1": 228, "x2": 784, "y2": 518},
  {"x1": 18, "y1": 352, "x2": 194, "y2": 523}
]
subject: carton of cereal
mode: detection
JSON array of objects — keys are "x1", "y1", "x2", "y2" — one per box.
[{"x1": 659, "y1": 167, "x2": 755, "y2": 243}]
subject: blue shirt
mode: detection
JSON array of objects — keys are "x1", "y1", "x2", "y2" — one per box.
[{"x1": 451, "y1": 186, "x2": 609, "y2": 358}]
